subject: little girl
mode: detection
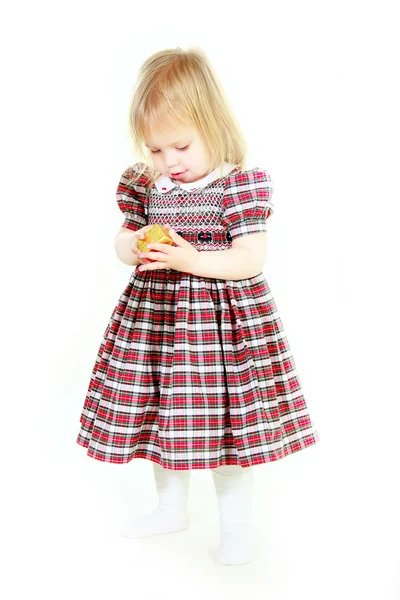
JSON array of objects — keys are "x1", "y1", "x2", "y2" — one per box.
[{"x1": 76, "y1": 46, "x2": 320, "y2": 565}]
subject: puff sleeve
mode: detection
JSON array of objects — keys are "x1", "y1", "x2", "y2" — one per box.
[
  {"x1": 116, "y1": 164, "x2": 149, "y2": 231},
  {"x1": 221, "y1": 167, "x2": 275, "y2": 240}
]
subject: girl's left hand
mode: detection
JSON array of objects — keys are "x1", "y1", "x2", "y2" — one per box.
[{"x1": 137, "y1": 224, "x2": 200, "y2": 274}]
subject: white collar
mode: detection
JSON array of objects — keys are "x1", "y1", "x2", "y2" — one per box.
[{"x1": 153, "y1": 162, "x2": 238, "y2": 193}]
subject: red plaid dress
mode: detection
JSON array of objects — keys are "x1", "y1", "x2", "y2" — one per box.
[{"x1": 76, "y1": 162, "x2": 320, "y2": 469}]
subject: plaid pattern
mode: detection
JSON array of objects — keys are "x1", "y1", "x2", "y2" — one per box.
[{"x1": 76, "y1": 163, "x2": 320, "y2": 468}]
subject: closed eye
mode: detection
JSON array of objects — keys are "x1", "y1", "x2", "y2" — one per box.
[{"x1": 150, "y1": 145, "x2": 189, "y2": 154}]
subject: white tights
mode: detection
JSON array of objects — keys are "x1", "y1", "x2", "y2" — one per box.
[{"x1": 122, "y1": 462, "x2": 255, "y2": 565}]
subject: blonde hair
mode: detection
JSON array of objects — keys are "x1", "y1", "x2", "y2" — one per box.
[{"x1": 125, "y1": 46, "x2": 248, "y2": 188}]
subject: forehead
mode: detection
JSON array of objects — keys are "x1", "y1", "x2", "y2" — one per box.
[{"x1": 144, "y1": 125, "x2": 197, "y2": 148}]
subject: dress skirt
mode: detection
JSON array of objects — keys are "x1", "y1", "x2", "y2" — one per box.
[{"x1": 76, "y1": 267, "x2": 320, "y2": 469}]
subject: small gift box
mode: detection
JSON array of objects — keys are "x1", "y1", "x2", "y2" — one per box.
[{"x1": 136, "y1": 224, "x2": 175, "y2": 253}]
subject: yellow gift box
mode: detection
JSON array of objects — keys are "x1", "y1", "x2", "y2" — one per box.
[{"x1": 136, "y1": 224, "x2": 175, "y2": 253}]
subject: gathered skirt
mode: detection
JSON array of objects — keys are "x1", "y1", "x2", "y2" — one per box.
[{"x1": 76, "y1": 267, "x2": 320, "y2": 469}]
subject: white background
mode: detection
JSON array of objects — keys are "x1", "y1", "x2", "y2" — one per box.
[{"x1": 2, "y1": 0, "x2": 399, "y2": 598}]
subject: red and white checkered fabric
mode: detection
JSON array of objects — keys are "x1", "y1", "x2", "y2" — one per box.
[{"x1": 76, "y1": 163, "x2": 320, "y2": 468}]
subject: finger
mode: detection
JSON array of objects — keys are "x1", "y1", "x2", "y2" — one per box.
[
  {"x1": 139, "y1": 251, "x2": 167, "y2": 262},
  {"x1": 146, "y1": 243, "x2": 172, "y2": 254},
  {"x1": 132, "y1": 233, "x2": 148, "y2": 251},
  {"x1": 165, "y1": 226, "x2": 184, "y2": 246},
  {"x1": 131, "y1": 244, "x2": 151, "y2": 264},
  {"x1": 133, "y1": 225, "x2": 152, "y2": 239},
  {"x1": 138, "y1": 261, "x2": 166, "y2": 272}
]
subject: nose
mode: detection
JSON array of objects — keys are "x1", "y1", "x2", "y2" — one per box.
[
  {"x1": 163, "y1": 150, "x2": 181, "y2": 168},
  {"x1": 165, "y1": 159, "x2": 181, "y2": 168}
]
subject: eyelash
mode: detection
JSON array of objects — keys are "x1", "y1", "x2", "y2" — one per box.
[{"x1": 150, "y1": 145, "x2": 189, "y2": 154}]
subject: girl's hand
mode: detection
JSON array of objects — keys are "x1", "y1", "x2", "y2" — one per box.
[
  {"x1": 136, "y1": 224, "x2": 200, "y2": 274},
  {"x1": 131, "y1": 225, "x2": 157, "y2": 266}
]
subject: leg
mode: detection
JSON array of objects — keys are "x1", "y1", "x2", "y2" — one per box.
[
  {"x1": 211, "y1": 464, "x2": 255, "y2": 565},
  {"x1": 122, "y1": 462, "x2": 191, "y2": 538}
]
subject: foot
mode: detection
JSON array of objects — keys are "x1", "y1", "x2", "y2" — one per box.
[
  {"x1": 216, "y1": 523, "x2": 255, "y2": 565},
  {"x1": 121, "y1": 507, "x2": 189, "y2": 539}
]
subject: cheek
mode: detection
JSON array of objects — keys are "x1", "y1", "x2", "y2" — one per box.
[
  {"x1": 187, "y1": 149, "x2": 198, "y2": 164},
  {"x1": 153, "y1": 154, "x2": 164, "y2": 167}
]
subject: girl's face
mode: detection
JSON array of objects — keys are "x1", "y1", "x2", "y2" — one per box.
[{"x1": 145, "y1": 124, "x2": 213, "y2": 183}]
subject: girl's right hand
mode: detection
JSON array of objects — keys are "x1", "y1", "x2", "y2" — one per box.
[{"x1": 131, "y1": 225, "x2": 155, "y2": 265}]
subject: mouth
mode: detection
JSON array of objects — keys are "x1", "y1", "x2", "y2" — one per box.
[{"x1": 171, "y1": 170, "x2": 187, "y2": 178}]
